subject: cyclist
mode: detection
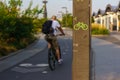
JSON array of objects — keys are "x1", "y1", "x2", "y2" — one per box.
[{"x1": 45, "y1": 15, "x2": 65, "y2": 64}]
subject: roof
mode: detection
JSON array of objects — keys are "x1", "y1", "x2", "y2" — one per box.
[
  {"x1": 93, "y1": 1, "x2": 120, "y2": 17},
  {"x1": 105, "y1": 4, "x2": 117, "y2": 12}
]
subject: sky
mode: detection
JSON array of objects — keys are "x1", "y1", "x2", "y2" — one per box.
[
  {"x1": 92, "y1": 0, "x2": 120, "y2": 13},
  {"x1": 21, "y1": 0, "x2": 72, "y2": 18},
  {"x1": 4, "y1": 0, "x2": 120, "y2": 18}
]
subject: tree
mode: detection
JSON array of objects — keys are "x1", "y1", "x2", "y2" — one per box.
[
  {"x1": 62, "y1": 13, "x2": 73, "y2": 28},
  {"x1": 0, "y1": 0, "x2": 45, "y2": 51},
  {"x1": 91, "y1": 16, "x2": 95, "y2": 23}
]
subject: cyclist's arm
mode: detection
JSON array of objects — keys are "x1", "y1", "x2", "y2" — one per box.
[
  {"x1": 57, "y1": 27, "x2": 65, "y2": 35},
  {"x1": 56, "y1": 21, "x2": 65, "y2": 35}
]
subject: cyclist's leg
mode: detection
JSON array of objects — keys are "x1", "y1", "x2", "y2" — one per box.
[
  {"x1": 58, "y1": 45, "x2": 61, "y2": 58},
  {"x1": 52, "y1": 36, "x2": 62, "y2": 63},
  {"x1": 47, "y1": 42, "x2": 51, "y2": 48},
  {"x1": 45, "y1": 35, "x2": 52, "y2": 49}
]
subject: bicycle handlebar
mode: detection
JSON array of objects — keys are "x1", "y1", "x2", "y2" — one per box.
[{"x1": 56, "y1": 33, "x2": 65, "y2": 36}]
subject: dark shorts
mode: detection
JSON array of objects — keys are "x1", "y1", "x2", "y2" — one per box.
[{"x1": 45, "y1": 34, "x2": 59, "y2": 49}]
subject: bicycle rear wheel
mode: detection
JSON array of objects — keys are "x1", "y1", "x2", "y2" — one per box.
[{"x1": 48, "y1": 48, "x2": 56, "y2": 71}]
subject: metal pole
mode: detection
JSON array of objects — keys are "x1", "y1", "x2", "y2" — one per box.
[
  {"x1": 62, "y1": 7, "x2": 67, "y2": 27},
  {"x1": 42, "y1": 0, "x2": 48, "y2": 18},
  {"x1": 58, "y1": 11, "x2": 63, "y2": 21}
]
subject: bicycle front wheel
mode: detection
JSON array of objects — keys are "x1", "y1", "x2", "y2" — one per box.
[{"x1": 48, "y1": 48, "x2": 56, "y2": 71}]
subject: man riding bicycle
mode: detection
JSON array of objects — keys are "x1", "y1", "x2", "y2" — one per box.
[{"x1": 45, "y1": 15, "x2": 65, "y2": 64}]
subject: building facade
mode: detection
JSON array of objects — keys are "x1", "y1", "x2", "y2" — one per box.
[{"x1": 93, "y1": 2, "x2": 120, "y2": 31}]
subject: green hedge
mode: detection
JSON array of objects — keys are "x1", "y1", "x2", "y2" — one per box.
[
  {"x1": 0, "y1": 0, "x2": 45, "y2": 57},
  {"x1": 92, "y1": 23, "x2": 109, "y2": 35}
]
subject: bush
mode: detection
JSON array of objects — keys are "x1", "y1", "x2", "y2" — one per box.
[
  {"x1": 0, "y1": 0, "x2": 43, "y2": 57},
  {"x1": 0, "y1": 45, "x2": 17, "y2": 57},
  {"x1": 32, "y1": 18, "x2": 47, "y2": 34},
  {"x1": 91, "y1": 23, "x2": 109, "y2": 35}
]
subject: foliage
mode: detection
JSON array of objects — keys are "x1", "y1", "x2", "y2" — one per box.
[
  {"x1": 61, "y1": 13, "x2": 73, "y2": 28},
  {"x1": 91, "y1": 23, "x2": 109, "y2": 35},
  {"x1": 32, "y1": 18, "x2": 47, "y2": 33},
  {"x1": 0, "y1": 0, "x2": 45, "y2": 57},
  {"x1": 91, "y1": 16, "x2": 95, "y2": 23}
]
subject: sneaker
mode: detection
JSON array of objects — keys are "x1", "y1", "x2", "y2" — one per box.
[{"x1": 58, "y1": 59, "x2": 63, "y2": 64}]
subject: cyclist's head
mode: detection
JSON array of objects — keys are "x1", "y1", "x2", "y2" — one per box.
[{"x1": 51, "y1": 15, "x2": 57, "y2": 20}]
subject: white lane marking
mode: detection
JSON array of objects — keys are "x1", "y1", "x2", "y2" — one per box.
[
  {"x1": 19, "y1": 63, "x2": 48, "y2": 67},
  {"x1": 42, "y1": 71, "x2": 48, "y2": 74}
]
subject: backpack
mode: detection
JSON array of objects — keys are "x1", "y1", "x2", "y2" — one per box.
[{"x1": 42, "y1": 20, "x2": 54, "y2": 34}]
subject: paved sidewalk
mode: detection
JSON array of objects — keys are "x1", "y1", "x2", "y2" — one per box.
[
  {"x1": 110, "y1": 31, "x2": 120, "y2": 41},
  {"x1": 92, "y1": 32, "x2": 120, "y2": 80},
  {"x1": 0, "y1": 35, "x2": 47, "y2": 72}
]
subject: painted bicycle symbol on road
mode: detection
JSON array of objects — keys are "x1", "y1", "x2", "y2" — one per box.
[{"x1": 73, "y1": 22, "x2": 88, "y2": 30}]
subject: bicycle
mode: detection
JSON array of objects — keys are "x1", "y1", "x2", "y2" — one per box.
[{"x1": 48, "y1": 34, "x2": 63, "y2": 71}]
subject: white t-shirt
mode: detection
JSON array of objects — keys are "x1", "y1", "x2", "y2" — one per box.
[{"x1": 51, "y1": 20, "x2": 60, "y2": 35}]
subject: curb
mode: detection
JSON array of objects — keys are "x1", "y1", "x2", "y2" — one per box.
[
  {"x1": 0, "y1": 40, "x2": 47, "y2": 72},
  {"x1": 92, "y1": 34, "x2": 109, "y2": 37},
  {"x1": 0, "y1": 34, "x2": 48, "y2": 72}
]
